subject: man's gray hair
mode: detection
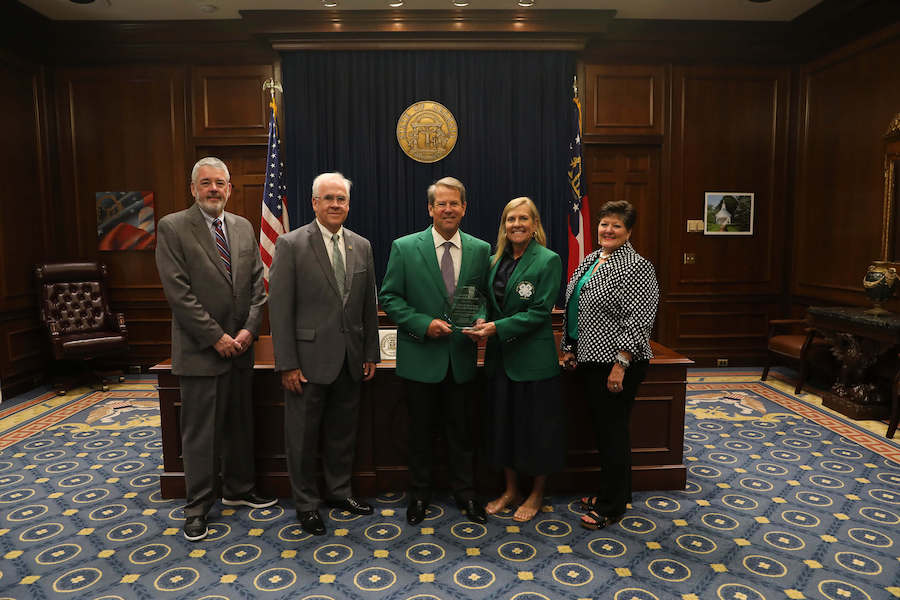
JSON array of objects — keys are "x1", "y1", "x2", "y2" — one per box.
[
  {"x1": 191, "y1": 157, "x2": 230, "y2": 184},
  {"x1": 312, "y1": 172, "x2": 352, "y2": 198}
]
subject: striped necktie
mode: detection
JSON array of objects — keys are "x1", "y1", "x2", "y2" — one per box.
[{"x1": 213, "y1": 218, "x2": 231, "y2": 277}]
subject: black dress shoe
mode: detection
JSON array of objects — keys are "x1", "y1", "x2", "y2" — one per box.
[
  {"x1": 223, "y1": 492, "x2": 277, "y2": 509},
  {"x1": 406, "y1": 499, "x2": 427, "y2": 525},
  {"x1": 326, "y1": 496, "x2": 373, "y2": 515},
  {"x1": 183, "y1": 515, "x2": 208, "y2": 541},
  {"x1": 457, "y1": 498, "x2": 487, "y2": 524},
  {"x1": 298, "y1": 510, "x2": 327, "y2": 536}
]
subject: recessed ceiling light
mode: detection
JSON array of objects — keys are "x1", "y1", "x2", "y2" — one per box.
[
  {"x1": 453, "y1": 0, "x2": 470, "y2": 6},
  {"x1": 196, "y1": 4, "x2": 218, "y2": 14},
  {"x1": 69, "y1": 0, "x2": 95, "y2": 4},
  {"x1": 389, "y1": 0, "x2": 405, "y2": 6},
  {"x1": 517, "y1": 0, "x2": 535, "y2": 6},
  {"x1": 322, "y1": 0, "x2": 338, "y2": 7}
]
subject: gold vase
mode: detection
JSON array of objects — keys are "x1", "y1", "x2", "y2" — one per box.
[{"x1": 863, "y1": 261, "x2": 898, "y2": 315}]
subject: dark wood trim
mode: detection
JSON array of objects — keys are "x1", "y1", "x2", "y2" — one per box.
[{"x1": 240, "y1": 9, "x2": 615, "y2": 34}]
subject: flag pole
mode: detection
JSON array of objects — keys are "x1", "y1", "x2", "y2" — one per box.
[{"x1": 259, "y1": 78, "x2": 289, "y2": 291}]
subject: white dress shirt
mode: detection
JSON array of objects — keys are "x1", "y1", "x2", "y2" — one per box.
[
  {"x1": 316, "y1": 219, "x2": 346, "y2": 266},
  {"x1": 431, "y1": 226, "x2": 462, "y2": 285}
]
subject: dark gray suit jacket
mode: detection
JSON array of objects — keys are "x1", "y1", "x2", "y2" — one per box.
[
  {"x1": 268, "y1": 220, "x2": 380, "y2": 384},
  {"x1": 155, "y1": 202, "x2": 267, "y2": 376}
]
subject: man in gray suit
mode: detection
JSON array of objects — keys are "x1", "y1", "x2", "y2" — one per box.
[
  {"x1": 268, "y1": 172, "x2": 380, "y2": 536},
  {"x1": 156, "y1": 156, "x2": 277, "y2": 542}
]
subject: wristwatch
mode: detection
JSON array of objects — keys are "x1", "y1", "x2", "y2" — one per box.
[{"x1": 614, "y1": 352, "x2": 630, "y2": 369}]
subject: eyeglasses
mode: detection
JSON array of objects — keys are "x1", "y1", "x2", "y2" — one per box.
[{"x1": 315, "y1": 195, "x2": 348, "y2": 206}]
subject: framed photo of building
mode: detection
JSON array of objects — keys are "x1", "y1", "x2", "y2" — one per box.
[{"x1": 704, "y1": 192, "x2": 754, "y2": 235}]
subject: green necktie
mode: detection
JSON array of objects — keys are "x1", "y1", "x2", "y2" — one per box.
[{"x1": 332, "y1": 233, "x2": 345, "y2": 298}]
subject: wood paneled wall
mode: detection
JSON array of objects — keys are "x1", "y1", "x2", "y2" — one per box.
[
  {"x1": 581, "y1": 63, "x2": 791, "y2": 363},
  {"x1": 1, "y1": 6, "x2": 899, "y2": 394},
  {"x1": 53, "y1": 66, "x2": 189, "y2": 365},
  {"x1": 0, "y1": 52, "x2": 53, "y2": 395},
  {"x1": 793, "y1": 23, "x2": 900, "y2": 309},
  {"x1": 662, "y1": 65, "x2": 791, "y2": 363}
]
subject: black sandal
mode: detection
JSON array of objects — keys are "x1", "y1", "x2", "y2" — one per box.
[
  {"x1": 578, "y1": 496, "x2": 598, "y2": 511},
  {"x1": 580, "y1": 509, "x2": 623, "y2": 530}
]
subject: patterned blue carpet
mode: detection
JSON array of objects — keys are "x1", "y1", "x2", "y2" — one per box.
[{"x1": 0, "y1": 371, "x2": 898, "y2": 600}]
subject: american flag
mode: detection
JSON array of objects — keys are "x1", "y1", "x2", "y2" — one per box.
[
  {"x1": 566, "y1": 78, "x2": 592, "y2": 280},
  {"x1": 259, "y1": 97, "x2": 290, "y2": 290}
]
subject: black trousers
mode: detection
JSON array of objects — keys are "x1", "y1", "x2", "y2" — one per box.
[
  {"x1": 579, "y1": 360, "x2": 649, "y2": 517},
  {"x1": 405, "y1": 371, "x2": 475, "y2": 502}
]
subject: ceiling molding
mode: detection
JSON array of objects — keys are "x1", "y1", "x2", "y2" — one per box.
[
  {"x1": 240, "y1": 9, "x2": 614, "y2": 33},
  {"x1": 268, "y1": 36, "x2": 588, "y2": 51},
  {"x1": 239, "y1": 9, "x2": 610, "y2": 51}
]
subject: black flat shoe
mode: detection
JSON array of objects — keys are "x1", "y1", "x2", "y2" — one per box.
[
  {"x1": 326, "y1": 496, "x2": 373, "y2": 515},
  {"x1": 580, "y1": 509, "x2": 624, "y2": 530},
  {"x1": 223, "y1": 492, "x2": 277, "y2": 509},
  {"x1": 183, "y1": 515, "x2": 208, "y2": 541},
  {"x1": 457, "y1": 498, "x2": 487, "y2": 524},
  {"x1": 406, "y1": 499, "x2": 427, "y2": 525},
  {"x1": 298, "y1": 510, "x2": 327, "y2": 536}
]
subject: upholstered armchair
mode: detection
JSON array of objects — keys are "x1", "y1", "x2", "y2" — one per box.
[
  {"x1": 35, "y1": 262, "x2": 129, "y2": 394},
  {"x1": 760, "y1": 318, "x2": 826, "y2": 395}
]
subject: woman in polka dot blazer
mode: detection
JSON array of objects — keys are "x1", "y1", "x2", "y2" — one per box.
[{"x1": 560, "y1": 200, "x2": 659, "y2": 530}]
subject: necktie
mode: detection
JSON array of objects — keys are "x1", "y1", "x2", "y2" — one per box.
[
  {"x1": 441, "y1": 240, "x2": 456, "y2": 297},
  {"x1": 332, "y1": 233, "x2": 345, "y2": 298},
  {"x1": 212, "y1": 218, "x2": 231, "y2": 278}
]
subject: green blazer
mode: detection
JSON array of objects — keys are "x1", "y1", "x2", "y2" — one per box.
[
  {"x1": 379, "y1": 226, "x2": 491, "y2": 383},
  {"x1": 485, "y1": 241, "x2": 562, "y2": 382}
]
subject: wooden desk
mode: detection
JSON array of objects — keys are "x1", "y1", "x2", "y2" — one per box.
[
  {"x1": 807, "y1": 306, "x2": 900, "y2": 438},
  {"x1": 152, "y1": 338, "x2": 692, "y2": 499}
]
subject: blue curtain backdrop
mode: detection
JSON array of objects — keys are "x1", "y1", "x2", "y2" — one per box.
[{"x1": 282, "y1": 50, "x2": 576, "y2": 283}]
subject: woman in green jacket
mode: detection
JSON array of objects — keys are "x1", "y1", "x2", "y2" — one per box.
[{"x1": 465, "y1": 197, "x2": 564, "y2": 522}]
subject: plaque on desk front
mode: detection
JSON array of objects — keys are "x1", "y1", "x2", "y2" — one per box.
[{"x1": 378, "y1": 329, "x2": 397, "y2": 360}]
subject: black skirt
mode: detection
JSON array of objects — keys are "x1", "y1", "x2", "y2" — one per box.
[{"x1": 483, "y1": 355, "x2": 566, "y2": 476}]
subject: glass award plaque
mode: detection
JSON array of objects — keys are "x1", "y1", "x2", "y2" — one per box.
[{"x1": 444, "y1": 285, "x2": 486, "y2": 330}]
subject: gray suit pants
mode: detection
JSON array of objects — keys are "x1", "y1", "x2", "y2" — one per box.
[
  {"x1": 180, "y1": 367, "x2": 255, "y2": 517},
  {"x1": 285, "y1": 359, "x2": 360, "y2": 512}
]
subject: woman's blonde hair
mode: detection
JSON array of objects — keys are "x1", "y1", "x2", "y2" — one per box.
[{"x1": 492, "y1": 196, "x2": 547, "y2": 266}]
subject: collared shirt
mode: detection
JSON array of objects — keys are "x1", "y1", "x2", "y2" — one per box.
[
  {"x1": 200, "y1": 206, "x2": 230, "y2": 250},
  {"x1": 431, "y1": 226, "x2": 462, "y2": 285},
  {"x1": 316, "y1": 219, "x2": 346, "y2": 267},
  {"x1": 492, "y1": 246, "x2": 520, "y2": 307},
  {"x1": 560, "y1": 241, "x2": 659, "y2": 363}
]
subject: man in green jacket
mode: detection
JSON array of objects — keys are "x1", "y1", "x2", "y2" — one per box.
[{"x1": 379, "y1": 177, "x2": 490, "y2": 525}]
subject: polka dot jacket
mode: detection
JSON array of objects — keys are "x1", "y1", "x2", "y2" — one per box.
[{"x1": 560, "y1": 240, "x2": 659, "y2": 363}]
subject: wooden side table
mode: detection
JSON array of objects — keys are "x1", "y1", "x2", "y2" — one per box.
[{"x1": 807, "y1": 306, "x2": 900, "y2": 438}]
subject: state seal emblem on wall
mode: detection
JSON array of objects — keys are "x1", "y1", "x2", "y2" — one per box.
[{"x1": 396, "y1": 101, "x2": 458, "y2": 163}]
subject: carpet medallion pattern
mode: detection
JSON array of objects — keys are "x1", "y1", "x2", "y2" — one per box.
[{"x1": 0, "y1": 374, "x2": 897, "y2": 599}]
